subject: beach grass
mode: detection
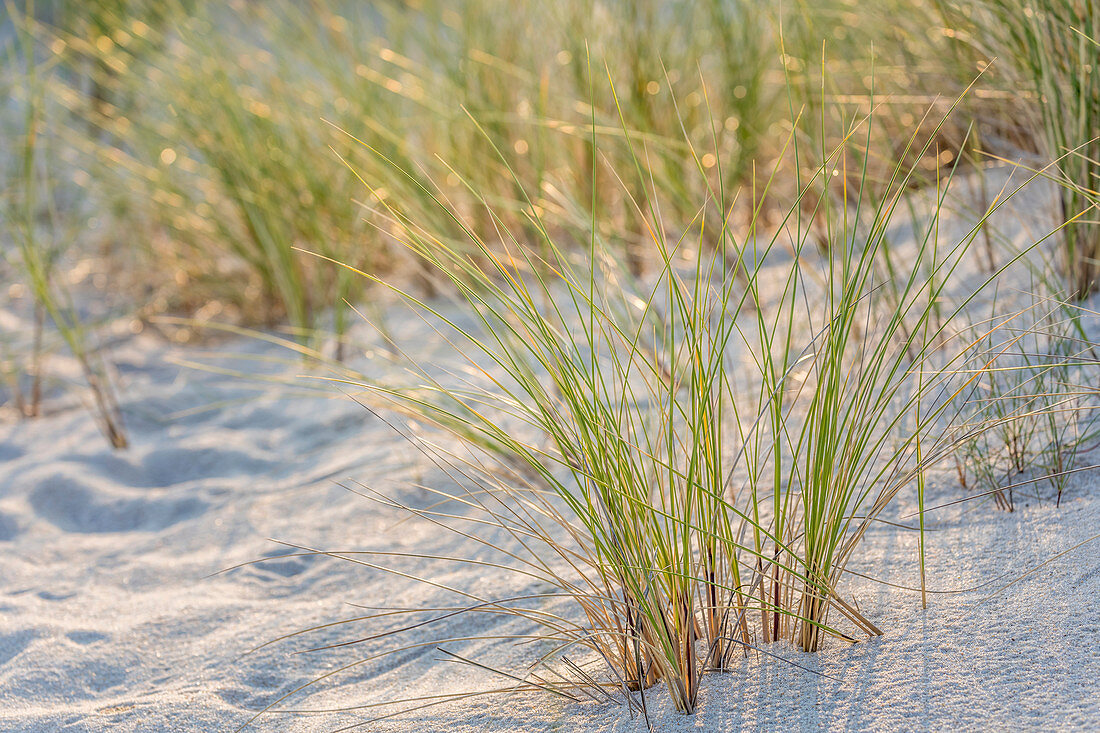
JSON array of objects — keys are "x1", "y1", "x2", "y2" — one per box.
[
  {"x1": 39, "y1": 0, "x2": 986, "y2": 329},
  {"x1": 0, "y1": 1, "x2": 1097, "y2": 727},
  {"x1": 227, "y1": 62, "x2": 1089, "y2": 723},
  {"x1": 935, "y1": 0, "x2": 1100, "y2": 298},
  {"x1": 2, "y1": 0, "x2": 127, "y2": 448}
]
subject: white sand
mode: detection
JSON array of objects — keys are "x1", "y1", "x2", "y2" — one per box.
[{"x1": 1, "y1": 172, "x2": 1098, "y2": 731}]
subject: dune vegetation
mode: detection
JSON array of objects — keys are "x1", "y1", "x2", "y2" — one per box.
[{"x1": 1, "y1": 0, "x2": 1098, "y2": 729}]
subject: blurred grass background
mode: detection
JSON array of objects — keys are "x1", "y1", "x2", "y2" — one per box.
[{"x1": 0, "y1": 0, "x2": 1095, "y2": 401}]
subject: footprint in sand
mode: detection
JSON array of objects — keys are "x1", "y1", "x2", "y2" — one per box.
[
  {"x1": 0, "y1": 511, "x2": 19, "y2": 541},
  {"x1": 66, "y1": 630, "x2": 109, "y2": 645},
  {"x1": 0, "y1": 443, "x2": 24, "y2": 462},
  {"x1": 28, "y1": 474, "x2": 207, "y2": 533},
  {"x1": 244, "y1": 547, "x2": 321, "y2": 579},
  {"x1": 140, "y1": 446, "x2": 274, "y2": 487},
  {"x1": 0, "y1": 629, "x2": 38, "y2": 667}
]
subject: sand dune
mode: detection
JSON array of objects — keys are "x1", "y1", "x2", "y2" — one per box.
[
  {"x1": 0, "y1": 302, "x2": 1096, "y2": 731},
  {"x1": 1, "y1": 170, "x2": 1098, "y2": 730}
]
